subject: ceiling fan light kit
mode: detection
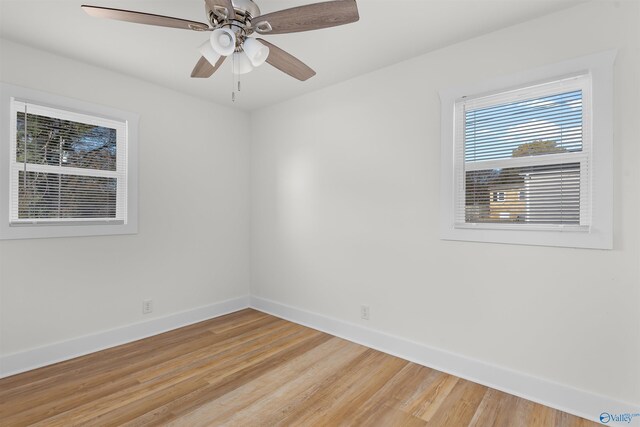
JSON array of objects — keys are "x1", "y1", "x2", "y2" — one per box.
[
  {"x1": 209, "y1": 27, "x2": 237, "y2": 56},
  {"x1": 81, "y1": 0, "x2": 359, "y2": 86},
  {"x1": 199, "y1": 40, "x2": 221, "y2": 67},
  {"x1": 232, "y1": 51, "x2": 254, "y2": 75},
  {"x1": 243, "y1": 37, "x2": 269, "y2": 67}
]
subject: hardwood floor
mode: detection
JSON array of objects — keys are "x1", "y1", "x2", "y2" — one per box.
[{"x1": 0, "y1": 309, "x2": 598, "y2": 426}]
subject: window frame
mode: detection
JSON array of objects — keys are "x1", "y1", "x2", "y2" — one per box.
[
  {"x1": 439, "y1": 50, "x2": 616, "y2": 249},
  {"x1": 0, "y1": 83, "x2": 139, "y2": 240}
]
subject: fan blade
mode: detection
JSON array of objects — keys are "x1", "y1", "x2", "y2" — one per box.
[
  {"x1": 257, "y1": 39, "x2": 316, "y2": 81},
  {"x1": 253, "y1": 0, "x2": 359, "y2": 35},
  {"x1": 191, "y1": 55, "x2": 226, "y2": 78},
  {"x1": 81, "y1": 5, "x2": 210, "y2": 31},
  {"x1": 204, "y1": 0, "x2": 236, "y2": 21}
]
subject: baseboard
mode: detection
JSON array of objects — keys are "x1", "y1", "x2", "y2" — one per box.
[
  {"x1": 0, "y1": 296, "x2": 250, "y2": 378},
  {"x1": 250, "y1": 296, "x2": 639, "y2": 426},
  {"x1": 2, "y1": 294, "x2": 636, "y2": 426}
]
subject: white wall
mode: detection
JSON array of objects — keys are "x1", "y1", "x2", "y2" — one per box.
[
  {"x1": 0, "y1": 39, "x2": 251, "y2": 356},
  {"x1": 250, "y1": 0, "x2": 640, "y2": 406}
]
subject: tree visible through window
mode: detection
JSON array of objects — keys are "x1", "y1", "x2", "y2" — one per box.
[
  {"x1": 458, "y1": 78, "x2": 589, "y2": 227},
  {"x1": 10, "y1": 101, "x2": 127, "y2": 224}
]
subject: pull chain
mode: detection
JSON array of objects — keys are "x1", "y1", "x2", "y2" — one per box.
[
  {"x1": 231, "y1": 52, "x2": 236, "y2": 102},
  {"x1": 231, "y1": 62, "x2": 241, "y2": 101},
  {"x1": 230, "y1": 45, "x2": 242, "y2": 101}
]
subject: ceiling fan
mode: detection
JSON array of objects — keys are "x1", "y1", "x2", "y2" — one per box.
[{"x1": 81, "y1": 0, "x2": 359, "y2": 81}]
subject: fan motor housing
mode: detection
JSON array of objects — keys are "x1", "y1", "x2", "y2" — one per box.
[
  {"x1": 209, "y1": 0, "x2": 260, "y2": 28},
  {"x1": 232, "y1": 0, "x2": 260, "y2": 19}
]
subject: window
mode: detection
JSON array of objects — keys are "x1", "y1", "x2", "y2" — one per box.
[
  {"x1": 11, "y1": 101, "x2": 126, "y2": 224},
  {"x1": 1, "y1": 83, "x2": 138, "y2": 239},
  {"x1": 458, "y1": 76, "x2": 589, "y2": 229},
  {"x1": 439, "y1": 51, "x2": 615, "y2": 249}
]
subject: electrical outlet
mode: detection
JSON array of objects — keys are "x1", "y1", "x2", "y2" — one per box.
[
  {"x1": 360, "y1": 305, "x2": 370, "y2": 320},
  {"x1": 143, "y1": 299, "x2": 153, "y2": 315}
]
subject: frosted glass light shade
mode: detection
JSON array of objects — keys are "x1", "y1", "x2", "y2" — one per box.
[
  {"x1": 210, "y1": 28, "x2": 236, "y2": 56},
  {"x1": 231, "y1": 51, "x2": 254, "y2": 74},
  {"x1": 199, "y1": 41, "x2": 221, "y2": 66},
  {"x1": 243, "y1": 38, "x2": 269, "y2": 67}
]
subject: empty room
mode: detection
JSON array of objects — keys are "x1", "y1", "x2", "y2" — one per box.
[{"x1": 0, "y1": 0, "x2": 638, "y2": 425}]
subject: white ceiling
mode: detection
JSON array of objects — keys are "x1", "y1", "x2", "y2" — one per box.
[{"x1": 0, "y1": 0, "x2": 585, "y2": 111}]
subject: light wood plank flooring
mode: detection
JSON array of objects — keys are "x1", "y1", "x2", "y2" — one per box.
[{"x1": 0, "y1": 309, "x2": 598, "y2": 426}]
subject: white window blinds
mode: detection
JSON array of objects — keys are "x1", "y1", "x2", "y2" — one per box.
[
  {"x1": 9, "y1": 100, "x2": 128, "y2": 225},
  {"x1": 454, "y1": 75, "x2": 591, "y2": 230}
]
